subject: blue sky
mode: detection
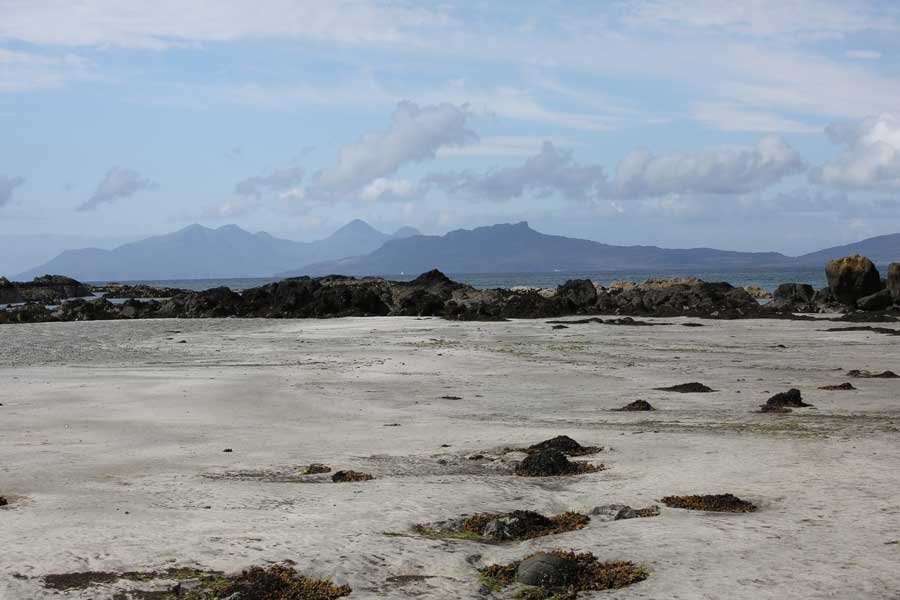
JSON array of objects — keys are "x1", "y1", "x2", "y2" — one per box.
[{"x1": 2, "y1": 0, "x2": 900, "y2": 256}]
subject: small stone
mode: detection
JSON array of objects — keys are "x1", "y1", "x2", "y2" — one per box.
[{"x1": 223, "y1": 448, "x2": 233, "y2": 453}]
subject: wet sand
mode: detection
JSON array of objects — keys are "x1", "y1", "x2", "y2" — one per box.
[{"x1": 2, "y1": 316, "x2": 899, "y2": 599}]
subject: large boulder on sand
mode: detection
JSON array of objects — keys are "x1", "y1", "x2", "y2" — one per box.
[
  {"x1": 825, "y1": 254, "x2": 882, "y2": 307},
  {"x1": 555, "y1": 279, "x2": 597, "y2": 310},
  {"x1": 888, "y1": 263, "x2": 900, "y2": 304}
]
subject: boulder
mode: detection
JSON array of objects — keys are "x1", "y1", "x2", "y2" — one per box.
[
  {"x1": 771, "y1": 283, "x2": 815, "y2": 311},
  {"x1": 825, "y1": 254, "x2": 882, "y2": 307},
  {"x1": 888, "y1": 263, "x2": 900, "y2": 304},
  {"x1": 555, "y1": 279, "x2": 597, "y2": 311},
  {"x1": 516, "y1": 552, "x2": 577, "y2": 587},
  {"x1": 53, "y1": 298, "x2": 119, "y2": 321},
  {"x1": 813, "y1": 286, "x2": 841, "y2": 311},
  {"x1": 857, "y1": 289, "x2": 893, "y2": 312}
]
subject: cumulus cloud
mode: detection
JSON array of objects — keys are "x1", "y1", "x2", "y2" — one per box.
[
  {"x1": 0, "y1": 175, "x2": 26, "y2": 206},
  {"x1": 612, "y1": 136, "x2": 806, "y2": 197},
  {"x1": 427, "y1": 141, "x2": 607, "y2": 203},
  {"x1": 359, "y1": 178, "x2": 418, "y2": 202},
  {"x1": 77, "y1": 167, "x2": 157, "y2": 211},
  {"x1": 811, "y1": 114, "x2": 900, "y2": 190},
  {"x1": 311, "y1": 100, "x2": 476, "y2": 197},
  {"x1": 234, "y1": 165, "x2": 305, "y2": 198}
]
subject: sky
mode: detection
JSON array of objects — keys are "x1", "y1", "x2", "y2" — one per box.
[{"x1": 2, "y1": 0, "x2": 900, "y2": 256}]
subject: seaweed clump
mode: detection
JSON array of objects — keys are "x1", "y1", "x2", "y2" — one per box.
[
  {"x1": 415, "y1": 510, "x2": 589, "y2": 542},
  {"x1": 42, "y1": 565, "x2": 349, "y2": 600},
  {"x1": 654, "y1": 382, "x2": 714, "y2": 393},
  {"x1": 331, "y1": 470, "x2": 373, "y2": 482},
  {"x1": 480, "y1": 550, "x2": 648, "y2": 599},
  {"x1": 660, "y1": 493, "x2": 757, "y2": 513},
  {"x1": 299, "y1": 464, "x2": 331, "y2": 475},
  {"x1": 847, "y1": 369, "x2": 899, "y2": 379},
  {"x1": 515, "y1": 448, "x2": 602, "y2": 477},
  {"x1": 525, "y1": 435, "x2": 602, "y2": 456},
  {"x1": 819, "y1": 382, "x2": 856, "y2": 390},
  {"x1": 219, "y1": 564, "x2": 351, "y2": 600}
]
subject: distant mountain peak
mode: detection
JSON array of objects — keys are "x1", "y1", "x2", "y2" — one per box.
[{"x1": 332, "y1": 219, "x2": 380, "y2": 237}]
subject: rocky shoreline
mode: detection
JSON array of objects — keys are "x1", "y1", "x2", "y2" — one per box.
[{"x1": 2, "y1": 254, "x2": 898, "y2": 325}]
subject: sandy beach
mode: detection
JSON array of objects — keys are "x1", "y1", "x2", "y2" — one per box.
[{"x1": 2, "y1": 316, "x2": 899, "y2": 599}]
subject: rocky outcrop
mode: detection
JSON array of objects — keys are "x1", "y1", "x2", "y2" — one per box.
[
  {"x1": 16, "y1": 275, "x2": 92, "y2": 304},
  {"x1": 0, "y1": 277, "x2": 24, "y2": 304},
  {"x1": 3, "y1": 268, "x2": 884, "y2": 325},
  {"x1": 825, "y1": 254, "x2": 882, "y2": 307},
  {"x1": 742, "y1": 285, "x2": 771, "y2": 299},
  {"x1": 770, "y1": 283, "x2": 816, "y2": 311},
  {"x1": 96, "y1": 284, "x2": 190, "y2": 299}
]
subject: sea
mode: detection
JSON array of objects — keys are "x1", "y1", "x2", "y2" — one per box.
[{"x1": 88, "y1": 267, "x2": 828, "y2": 293}]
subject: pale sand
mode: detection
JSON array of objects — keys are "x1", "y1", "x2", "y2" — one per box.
[{"x1": 1, "y1": 316, "x2": 899, "y2": 599}]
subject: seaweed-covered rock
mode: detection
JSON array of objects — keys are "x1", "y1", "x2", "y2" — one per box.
[
  {"x1": 655, "y1": 382, "x2": 714, "y2": 393},
  {"x1": 661, "y1": 493, "x2": 757, "y2": 512},
  {"x1": 53, "y1": 298, "x2": 119, "y2": 321},
  {"x1": 482, "y1": 511, "x2": 555, "y2": 541},
  {"x1": 526, "y1": 435, "x2": 599, "y2": 456},
  {"x1": 765, "y1": 388, "x2": 809, "y2": 408},
  {"x1": 516, "y1": 448, "x2": 572, "y2": 476},
  {"x1": 819, "y1": 382, "x2": 856, "y2": 390},
  {"x1": 617, "y1": 399, "x2": 654, "y2": 411},
  {"x1": 826, "y1": 254, "x2": 882, "y2": 307},
  {"x1": 516, "y1": 552, "x2": 577, "y2": 587},
  {"x1": 331, "y1": 470, "x2": 373, "y2": 482}
]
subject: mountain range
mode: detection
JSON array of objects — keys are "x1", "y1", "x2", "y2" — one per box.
[
  {"x1": 14, "y1": 220, "x2": 900, "y2": 282},
  {"x1": 15, "y1": 220, "x2": 419, "y2": 281}
]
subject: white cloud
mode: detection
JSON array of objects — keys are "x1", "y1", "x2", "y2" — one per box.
[
  {"x1": 77, "y1": 167, "x2": 158, "y2": 211},
  {"x1": 812, "y1": 114, "x2": 900, "y2": 190},
  {"x1": 0, "y1": 48, "x2": 92, "y2": 92},
  {"x1": 203, "y1": 199, "x2": 256, "y2": 219},
  {"x1": 359, "y1": 178, "x2": 417, "y2": 202},
  {"x1": 691, "y1": 102, "x2": 819, "y2": 133},
  {"x1": 846, "y1": 49, "x2": 881, "y2": 60},
  {"x1": 613, "y1": 136, "x2": 806, "y2": 197},
  {"x1": 311, "y1": 100, "x2": 476, "y2": 195},
  {"x1": 0, "y1": 0, "x2": 453, "y2": 49},
  {"x1": 234, "y1": 165, "x2": 305, "y2": 198},
  {"x1": 626, "y1": 0, "x2": 898, "y2": 38},
  {"x1": 436, "y1": 135, "x2": 575, "y2": 158},
  {"x1": 427, "y1": 141, "x2": 607, "y2": 203},
  {"x1": 0, "y1": 174, "x2": 25, "y2": 206}
]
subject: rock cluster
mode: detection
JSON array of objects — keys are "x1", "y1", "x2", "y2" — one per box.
[
  {"x1": 1, "y1": 269, "x2": 768, "y2": 324},
  {"x1": 0, "y1": 275, "x2": 91, "y2": 305}
]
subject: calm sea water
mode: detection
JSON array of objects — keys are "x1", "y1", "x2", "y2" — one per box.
[{"x1": 92, "y1": 268, "x2": 828, "y2": 294}]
